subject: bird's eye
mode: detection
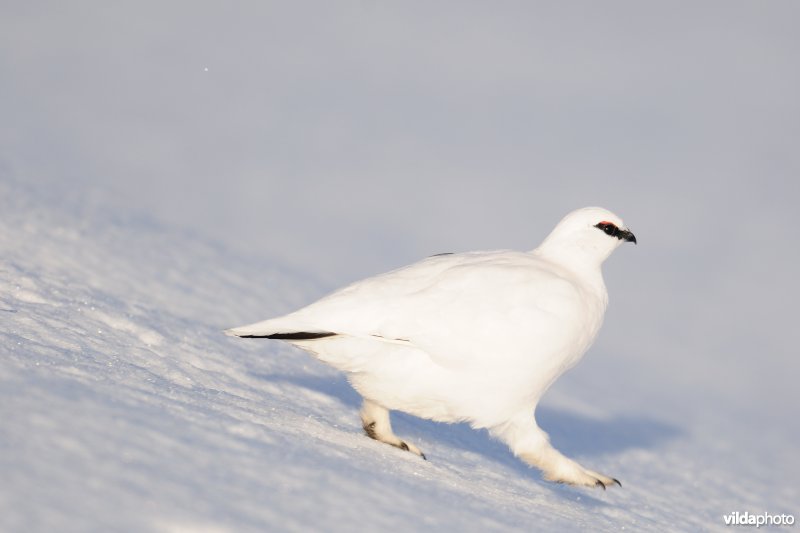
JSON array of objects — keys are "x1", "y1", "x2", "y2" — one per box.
[{"x1": 595, "y1": 221, "x2": 619, "y2": 237}]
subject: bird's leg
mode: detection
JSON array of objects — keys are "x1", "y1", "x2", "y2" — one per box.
[
  {"x1": 490, "y1": 412, "x2": 619, "y2": 489},
  {"x1": 359, "y1": 399, "x2": 426, "y2": 459}
]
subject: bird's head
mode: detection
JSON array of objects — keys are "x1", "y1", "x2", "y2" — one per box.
[{"x1": 537, "y1": 207, "x2": 636, "y2": 267}]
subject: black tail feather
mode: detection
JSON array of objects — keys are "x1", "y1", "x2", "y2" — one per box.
[{"x1": 240, "y1": 331, "x2": 337, "y2": 340}]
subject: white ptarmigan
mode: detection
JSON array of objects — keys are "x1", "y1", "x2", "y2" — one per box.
[{"x1": 226, "y1": 207, "x2": 636, "y2": 489}]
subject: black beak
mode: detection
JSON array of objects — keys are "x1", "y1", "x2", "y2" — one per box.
[{"x1": 619, "y1": 229, "x2": 637, "y2": 244}]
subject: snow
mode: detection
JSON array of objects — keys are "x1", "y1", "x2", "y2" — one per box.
[
  {"x1": 3, "y1": 2, "x2": 799, "y2": 530},
  {"x1": 1, "y1": 176, "x2": 797, "y2": 532}
]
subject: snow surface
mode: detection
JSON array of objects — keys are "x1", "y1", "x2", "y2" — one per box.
[{"x1": 1, "y1": 177, "x2": 797, "y2": 532}]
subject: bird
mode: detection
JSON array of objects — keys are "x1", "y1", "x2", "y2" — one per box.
[{"x1": 226, "y1": 207, "x2": 636, "y2": 489}]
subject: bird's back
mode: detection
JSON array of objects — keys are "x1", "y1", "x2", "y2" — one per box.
[{"x1": 236, "y1": 250, "x2": 607, "y2": 378}]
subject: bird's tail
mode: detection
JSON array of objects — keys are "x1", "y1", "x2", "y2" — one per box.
[{"x1": 224, "y1": 317, "x2": 336, "y2": 340}]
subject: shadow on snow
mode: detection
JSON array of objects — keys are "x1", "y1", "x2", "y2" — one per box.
[{"x1": 252, "y1": 368, "x2": 682, "y2": 464}]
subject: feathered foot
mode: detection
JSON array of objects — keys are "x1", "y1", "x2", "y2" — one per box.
[
  {"x1": 491, "y1": 412, "x2": 620, "y2": 489},
  {"x1": 360, "y1": 399, "x2": 426, "y2": 460}
]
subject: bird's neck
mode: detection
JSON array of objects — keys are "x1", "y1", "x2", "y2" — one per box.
[{"x1": 533, "y1": 239, "x2": 609, "y2": 289}]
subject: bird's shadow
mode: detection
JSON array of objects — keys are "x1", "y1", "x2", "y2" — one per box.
[{"x1": 253, "y1": 370, "x2": 682, "y2": 503}]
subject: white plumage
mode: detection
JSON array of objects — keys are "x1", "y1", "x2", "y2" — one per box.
[{"x1": 227, "y1": 207, "x2": 636, "y2": 488}]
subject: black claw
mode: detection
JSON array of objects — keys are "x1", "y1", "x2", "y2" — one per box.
[
  {"x1": 420, "y1": 452, "x2": 427, "y2": 461},
  {"x1": 363, "y1": 421, "x2": 377, "y2": 440},
  {"x1": 613, "y1": 478, "x2": 622, "y2": 487},
  {"x1": 596, "y1": 479, "x2": 606, "y2": 490}
]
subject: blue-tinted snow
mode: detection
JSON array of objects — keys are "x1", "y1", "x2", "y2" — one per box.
[{"x1": 1, "y1": 177, "x2": 796, "y2": 532}]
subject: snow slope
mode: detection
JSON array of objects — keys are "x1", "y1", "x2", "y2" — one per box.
[{"x1": 1, "y1": 177, "x2": 796, "y2": 532}]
